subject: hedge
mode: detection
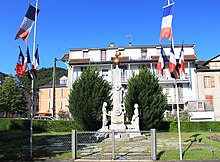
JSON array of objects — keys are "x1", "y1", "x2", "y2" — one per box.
[
  {"x1": 0, "y1": 118, "x2": 82, "y2": 132},
  {"x1": 169, "y1": 121, "x2": 220, "y2": 132},
  {"x1": 1, "y1": 118, "x2": 220, "y2": 132}
]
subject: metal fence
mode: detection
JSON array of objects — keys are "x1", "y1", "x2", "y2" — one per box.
[
  {"x1": 72, "y1": 129, "x2": 156, "y2": 160},
  {"x1": 3, "y1": 129, "x2": 220, "y2": 161},
  {"x1": 33, "y1": 134, "x2": 72, "y2": 158}
]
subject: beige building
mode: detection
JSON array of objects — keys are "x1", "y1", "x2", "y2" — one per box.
[
  {"x1": 38, "y1": 76, "x2": 69, "y2": 119},
  {"x1": 194, "y1": 55, "x2": 220, "y2": 120}
]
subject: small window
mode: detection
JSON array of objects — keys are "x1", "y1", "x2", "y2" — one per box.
[
  {"x1": 48, "y1": 101, "x2": 51, "y2": 109},
  {"x1": 60, "y1": 101, "x2": 63, "y2": 109},
  {"x1": 61, "y1": 88, "x2": 64, "y2": 97},
  {"x1": 101, "y1": 50, "x2": 106, "y2": 61},
  {"x1": 102, "y1": 69, "x2": 108, "y2": 77},
  {"x1": 204, "y1": 76, "x2": 215, "y2": 88},
  {"x1": 83, "y1": 50, "x2": 89, "y2": 58},
  {"x1": 165, "y1": 89, "x2": 169, "y2": 95},
  {"x1": 198, "y1": 101, "x2": 204, "y2": 110},
  {"x1": 204, "y1": 76, "x2": 211, "y2": 88},
  {"x1": 48, "y1": 89, "x2": 51, "y2": 97}
]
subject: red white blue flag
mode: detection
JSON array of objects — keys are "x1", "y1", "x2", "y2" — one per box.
[
  {"x1": 32, "y1": 45, "x2": 39, "y2": 70},
  {"x1": 156, "y1": 46, "x2": 169, "y2": 75},
  {"x1": 177, "y1": 43, "x2": 185, "y2": 75},
  {"x1": 169, "y1": 38, "x2": 176, "y2": 73},
  {"x1": 29, "y1": 45, "x2": 40, "y2": 79},
  {"x1": 23, "y1": 46, "x2": 31, "y2": 73},
  {"x1": 15, "y1": 5, "x2": 40, "y2": 43},
  {"x1": 15, "y1": 46, "x2": 25, "y2": 77},
  {"x1": 160, "y1": 0, "x2": 174, "y2": 41}
]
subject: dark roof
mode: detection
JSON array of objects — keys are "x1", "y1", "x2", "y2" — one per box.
[
  {"x1": 203, "y1": 54, "x2": 220, "y2": 66},
  {"x1": 61, "y1": 53, "x2": 69, "y2": 62},
  {"x1": 195, "y1": 60, "x2": 209, "y2": 70}
]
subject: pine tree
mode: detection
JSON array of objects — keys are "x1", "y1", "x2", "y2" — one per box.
[
  {"x1": 69, "y1": 67, "x2": 112, "y2": 130},
  {"x1": 0, "y1": 76, "x2": 27, "y2": 117},
  {"x1": 125, "y1": 66, "x2": 168, "y2": 130}
]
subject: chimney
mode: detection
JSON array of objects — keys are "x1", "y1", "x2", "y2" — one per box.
[
  {"x1": 109, "y1": 42, "x2": 114, "y2": 48},
  {"x1": 129, "y1": 42, "x2": 132, "y2": 47}
]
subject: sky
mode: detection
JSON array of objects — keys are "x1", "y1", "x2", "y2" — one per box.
[{"x1": 0, "y1": 0, "x2": 220, "y2": 75}]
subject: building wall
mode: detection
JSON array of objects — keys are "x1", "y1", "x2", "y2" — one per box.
[
  {"x1": 66, "y1": 44, "x2": 197, "y2": 116},
  {"x1": 196, "y1": 71, "x2": 220, "y2": 120},
  {"x1": 39, "y1": 86, "x2": 69, "y2": 119}
]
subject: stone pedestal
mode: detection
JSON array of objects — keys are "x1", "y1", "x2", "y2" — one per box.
[{"x1": 110, "y1": 67, "x2": 126, "y2": 131}]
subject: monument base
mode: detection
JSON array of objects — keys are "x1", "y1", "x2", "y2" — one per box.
[
  {"x1": 109, "y1": 123, "x2": 126, "y2": 138},
  {"x1": 126, "y1": 124, "x2": 142, "y2": 138}
]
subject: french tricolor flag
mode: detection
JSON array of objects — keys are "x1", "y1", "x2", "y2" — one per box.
[
  {"x1": 15, "y1": 5, "x2": 40, "y2": 44},
  {"x1": 160, "y1": 0, "x2": 174, "y2": 41},
  {"x1": 169, "y1": 38, "x2": 176, "y2": 73},
  {"x1": 29, "y1": 45, "x2": 40, "y2": 79},
  {"x1": 32, "y1": 45, "x2": 40, "y2": 70},
  {"x1": 15, "y1": 46, "x2": 25, "y2": 77},
  {"x1": 178, "y1": 43, "x2": 185, "y2": 74},
  {"x1": 23, "y1": 46, "x2": 31, "y2": 73},
  {"x1": 156, "y1": 46, "x2": 169, "y2": 75}
]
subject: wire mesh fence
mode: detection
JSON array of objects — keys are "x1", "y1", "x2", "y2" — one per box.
[
  {"x1": 1, "y1": 129, "x2": 220, "y2": 161},
  {"x1": 76, "y1": 130, "x2": 152, "y2": 160},
  {"x1": 33, "y1": 134, "x2": 72, "y2": 158}
]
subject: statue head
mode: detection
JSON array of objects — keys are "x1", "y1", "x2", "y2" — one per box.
[
  {"x1": 103, "y1": 102, "x2": 107, "y2": 107},
  {"x1": 134, "y1": 103, "x2": 138, "y2": 109}
]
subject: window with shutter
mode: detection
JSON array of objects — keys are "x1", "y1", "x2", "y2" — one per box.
[
  {"x1": 205, "y1": 95, "x2": 213, "y2": 106},
  {"x1": 204, "y1": 76, "x2": 211, "y2": 88}
]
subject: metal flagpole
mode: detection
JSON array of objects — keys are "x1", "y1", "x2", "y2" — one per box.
[
  {"x1": 30, "y1": 0, "x2": 39, "y2": 158},
  {"x1": 175, "y1": 79, "x2": 182, "y2": 160}
]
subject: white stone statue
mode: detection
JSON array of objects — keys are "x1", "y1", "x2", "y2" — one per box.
[
  {"x1": 131, "y1": 103, "x2": 140, "y2": 131},
  {"x1": 102, "y1": 102, "x2": 109, "y2": 128}
]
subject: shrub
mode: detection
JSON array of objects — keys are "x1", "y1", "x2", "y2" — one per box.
[
  {"x1": 169, "y1": 121, "x2": 220, "y2": 132},
  {"x1": 0, "y1": 118, "x2": 82, "y2": 132}
]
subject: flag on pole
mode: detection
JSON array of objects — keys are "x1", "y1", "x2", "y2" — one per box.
[
  {"x1": 169, "y1": 38, "x2": 176, "y2": 73},
  {"x1": 15, "y1": 5, "x2": 40, "y2": 44},
  {"x1": 156, "y1": 46, "x2": 169, "y2": 75},
  {"x1": 15, "y1": 46, "x2": 25, "y2": 77},
  {"x1": 30, "y1": 45, "x2": 39, "y2": 78},
  {"x1": 23, "y1": 46, "x2": 31, "y2": 73},
  {"x1": 32, "y1": 45, "x2": 39, "y2": 70},
  {"x1": 177, "y1": 43, "x2": 185, "y2": 75},
  {"x1": 160, "y1": 0, "x2": 174, "y2": 41}
]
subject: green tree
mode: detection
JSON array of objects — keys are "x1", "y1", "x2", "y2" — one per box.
[
  {"x1": 69, "y1": 67, "x2": 112, "y2": 130},
  {"x1": 0, "y1": 76, "x2": 27, "y2": 117},
  {"x1": 125, "y1": 66, "x2": 168, "y2": 130}
]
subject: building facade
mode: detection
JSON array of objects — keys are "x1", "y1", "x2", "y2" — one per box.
[
  {"x1": 61, "y1": 43, "x2": 202, "y2": 119},
  {"x1": 193, "y1": 55, "x2": 220, "y2": 121},
  {"x1": 38, "y1": 76, "x2": 69, "y2": 119}
]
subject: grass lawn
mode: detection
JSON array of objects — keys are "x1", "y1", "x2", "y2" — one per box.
[
  {"x1": 0, "y1": 130, "x2": 220, "y2": 160},
  {"x1": 157, "y1": 132, "x2": 220, "y2": 160}
]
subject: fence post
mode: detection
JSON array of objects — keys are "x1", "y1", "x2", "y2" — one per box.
[
  {"x1": 112, "y1": 130, "x2": 115, "y2": 160},
  {"x1": 151, "y1": 129, "x2": 157, "y2": 160},
  {"x1": 72, "y1": 130, "x2": 77, "y2": 160}
]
